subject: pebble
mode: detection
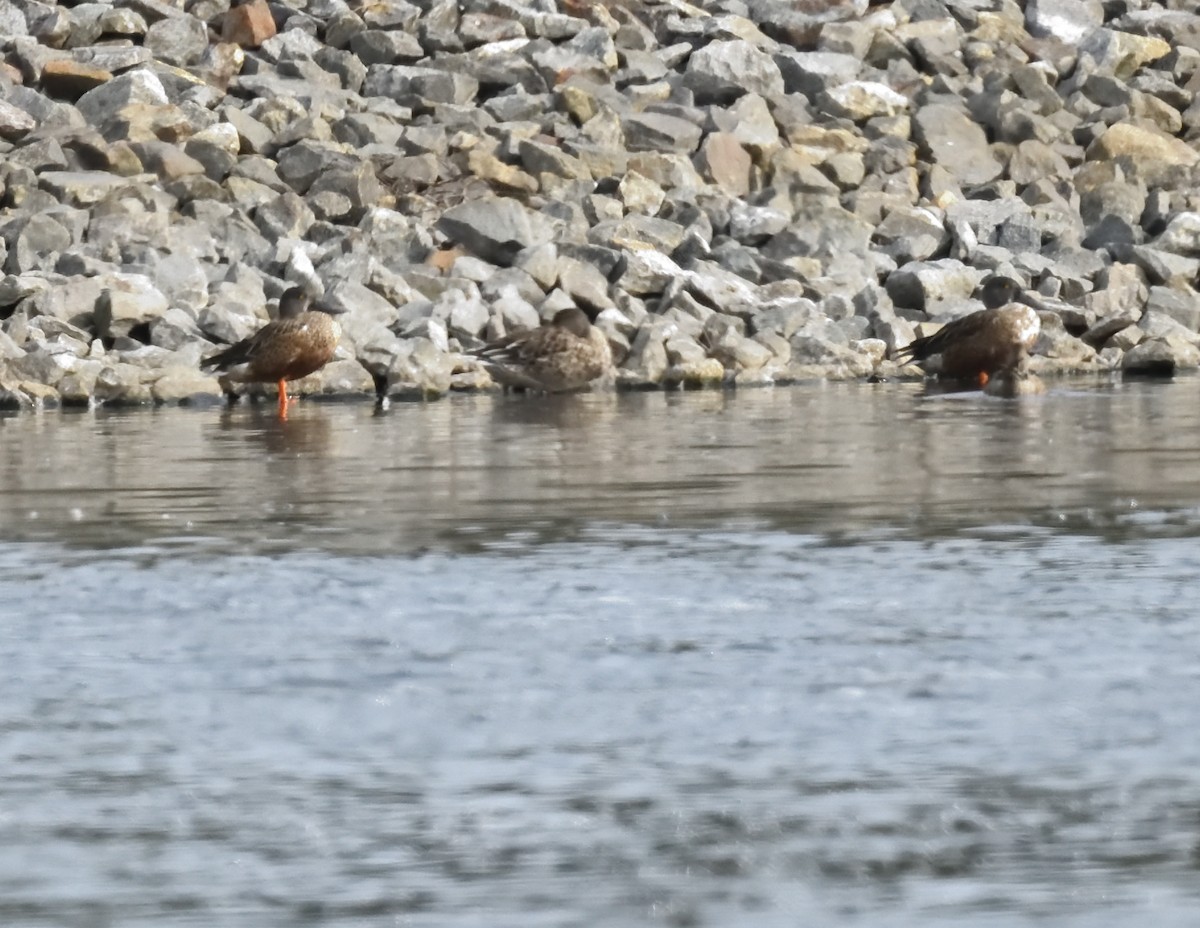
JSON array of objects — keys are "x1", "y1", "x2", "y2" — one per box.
[{"x1": 1, "y1": 0, "x2": 1198, "y2": 408}]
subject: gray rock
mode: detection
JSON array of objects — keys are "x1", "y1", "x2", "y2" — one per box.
[
  {"x1": 130, "y1": 141, "x2": 206, "y2": 182},
  {"x1": 309, "y1": 193, "x2": 355, "y2": 225},
  {"x1": 39, "y1": 171, "x2": 152, "y2": 207},
  {"x1": 685, "y1": 40, "x2": 784, "y2": 104},
  {"x1": 6, "y1": 214, "x2": 74, "y2": 273},
  {"x1": 913, "y1": 103, "x2": 1003, "y2": 188},
  {"x1": 0, "y1": 1, "x2": 27, "y2": 36},
  {"x1": 254, "y1": 192, "x2": 316, "y2": 240},
  {"x1": 349, "y1": 29, "x2": 423, "y2": 66},
  {"x1": 788, "y1": 334, "x2": 873, "y2": 373},
  {"x1": 363, "y1": 64, "x2": 480, "y2": 105},
  {"x1": 621, "y1": 112, "x2": 703, "y2": 153},
  {"x1": 728, "y1": 203, "x2": 789, "y2": 245},
  {"x1": 9, "y1": 345, "x2": 74, "y2": 387},
  {"x1": 437, "y1": 198, "x2": 556, "y2": 266},
  {"x1": 760, "y1": 204, "x2": 874, "y2": 278},
  {"x1": 151, "y1": 366, "x2": 225, "y2": 404},
  {"x1": 0, "y1": 100, "x2": 38, "y2": 140},
  {"x1": 684, "y1": 261, "x2": 761, "y2": 319},
  {"x1": 775, "y1": 50, "x2": 860, "y2": 100},
  {"x1": 222, "y1": 106, "x2": 274, "y2": 154},
  {"x1": 308, "y1": 161, "x2": 385, "y2": 222},
  {"x1": 616, "y1": 248, "x2": 680, "y2": 297},
  {"x1": 706, "y1": 316, "x2": 775, "y2": 372},
  {"x1": 1122, "y1": 335, "x2": 1200, "y2": 375},
  {"x1": 1026, "y1": 0, "x2": 1103, "y2": 43},
  {"x1": 382, "y1": 337, "x2": 455, "y2": 397},
  {"x1": 144, "y1": 13, "x2": 209, "y2": 66},
  {"x1": 620, "y1": 321, "x2": 673, "y2": 386},
  {"x1": 873, "y1": 207, "x2": 949, "y2": 263},
  {"x1": 886, "y1": 260, "x2": 980, "y2": 312},
  {"x1": 1145, "y1": 286, "x2": 1200, "y2": 332},
  {"x1": 492, "y1": 285, "x2": 541, "y2": 332},
  {"x1": 751, "y1": 300, "x2": 825, "y2": 338},
  {"x1": 93, "y1": 362, "x2": 154, "y2": 405},
  {"x1": 443, "y1": 290, "x2": 491, "y2": 339},
  {"x1": 274, "y1": 140, "x2": 348, "y2": 194},
  {"x1": 558, "y1": 256, "x2": 614, "y2": 313},
  {"x1": 75, "y1": 69, "x2": 168, "y2": 125},
  {"x1": 150, "y1": 307, "x2": 205, "y2": 350},
  {"x1": 1125, "y1": 246, "x2": 1200, "y2": 287},
  {"x1": 514, "y1": 242, "x2": 557, "y2": 291},
  {"x1": 823, "y1": 81, "x2": 909, "y2": 122},
  {"x1": 1140, "y1": 308, "x2": 1200, "y2": 344},
  {"x1": 94, "y1": 275, "x2": 170, "y2": 339},
  {"x1": 1153, "y1": 213, "x2": 1200, "y2": 256},
  {"x1": 1082, "y1": 309, "x2": 1139, "y2": 348}
]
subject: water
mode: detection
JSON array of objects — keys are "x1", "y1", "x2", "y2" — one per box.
[{"x1": 3, "y1": 379, "x2": 1200, "y2": 926}]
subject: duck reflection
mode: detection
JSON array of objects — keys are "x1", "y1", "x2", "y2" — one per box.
[
  {"x1": 488, "y1": 390, "x2": 625, "y2": 432},
  {"x1": 214, "y1": 404, "x2": 334, "y2": 457}
]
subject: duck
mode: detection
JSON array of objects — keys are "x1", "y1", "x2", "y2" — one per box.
[
  {"x1": 200, "y1": 286, "x2": 344, "y2": 419},
  {"x1": 983, "y1": 360, "x2": 1047, "y2": 398},
  {"x1": 892, "y1": 275, "x2": 1041, "y2": 386},
  {"x1": 470, "y1": 307, "x2": 613, "y2": 393}
]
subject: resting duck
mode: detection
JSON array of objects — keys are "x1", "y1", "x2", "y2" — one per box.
[
  {"x1": 201, "y1": 286, "x2": 344, "y2": 418},
  {"x1": 893, "y1": 275, "x2": 1041, "y2": 386},
  {"x1": 470, "y1": 307, "x2": 613, "y2": 393}
]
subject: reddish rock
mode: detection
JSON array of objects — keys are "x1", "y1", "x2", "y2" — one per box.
[
  {"x1": 222, "y1": 0, "x2": 276, "y2": 48},
  {"x1": 697, "y1": 132, "x2": 751, "y2": 197}
]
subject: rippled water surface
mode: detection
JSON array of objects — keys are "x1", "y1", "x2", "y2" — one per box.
[{"x1": 4, "y1": 378, "x2": 1200, "y2": 927}]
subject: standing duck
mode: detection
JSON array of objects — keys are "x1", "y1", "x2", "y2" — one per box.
[
  {"x1": 201, "y1": 286, "x2": 344, "y2": 418},
  {"x1": 470, "y1": 307, "x2": 613, "y2": 393},
  {"x1": 893, "y1": 275, "x2": 1041, "y2": 386}
]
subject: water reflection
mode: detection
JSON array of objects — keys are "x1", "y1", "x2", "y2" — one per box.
[
  {"x1": 2, "y1": 375, "x2": 1200, "y2": 553},
  {"x1": 7, "y1": 379, "x2": 1200, "y2": 927},
  {"x1": 212, "y1": 405, "x2": 337, "y2": 457}
]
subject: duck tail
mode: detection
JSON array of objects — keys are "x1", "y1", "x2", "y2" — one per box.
[{"x1": 200, "y1": 341, "x2": 249, "y2": 371}]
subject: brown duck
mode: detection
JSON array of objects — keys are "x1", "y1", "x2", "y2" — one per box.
[
  {"x1": 983, "y1": 360, "x2": 1047, "y2": 398},
  {"x1": 201, "y1": 286, "x2": 344, "y2": 418},
  {"x1": 893, "y1": 275, "x2": 1041, "y2": 386},
  {"x1": 471, "y1": 307, "x2": 613, "y2": 393}
]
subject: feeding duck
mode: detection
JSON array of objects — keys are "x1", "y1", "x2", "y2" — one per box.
[
  {"x1": 983, "y1": 359, "x2": 1047, "y2": 398},
  {"x1": 201, "y1": 286, "x2": 344, "y2": 418},
  {"x1": 893, "y1": 275, "x2": 1041, "y2": 386}
]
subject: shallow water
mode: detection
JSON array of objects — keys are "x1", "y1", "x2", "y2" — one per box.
[{"x1": 4, "y1": 378, "x2": 1200, "y2": 926}]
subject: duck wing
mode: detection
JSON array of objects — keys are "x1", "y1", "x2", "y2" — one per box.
[
  {"x1": 893, "y1": 310, "x2": 993, "y2": 363},
  {"x1": 201, "y1": 317, "x2": 308, "y2": 371}
]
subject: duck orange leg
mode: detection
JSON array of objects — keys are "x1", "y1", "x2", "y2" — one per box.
[
  {"x1": 277, "y1": 378, "x2": 289, "y2": 419},
  {"x1": 977, "y1": 371, "x2": 990, "y2": 387}
]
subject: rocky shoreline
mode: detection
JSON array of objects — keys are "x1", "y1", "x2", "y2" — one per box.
[{"x1": 0, "y1": 0, "x2": 1198, "y2": 409}]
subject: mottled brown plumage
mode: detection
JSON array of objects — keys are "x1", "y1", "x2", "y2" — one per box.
[
  {"x1": 201, "y1": 287, "x2": 343, "y2": 417},
  {"x1": 983, "y1": 361, "x2": 1046, "y2": 398},
  {"x1": 893, "y1": 276, "x2": 1041, "y2": 385},
  {"x1": 472, "y1": 308, "x2": 613, "y2": 393}
]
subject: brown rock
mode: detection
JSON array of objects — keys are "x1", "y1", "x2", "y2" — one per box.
[
  {"x1": 40, "y1": 60, "x2": 113, "y2": 100},
  {"x1": 1087, "y1": 123, "x2": 1199, "y2": 172},
  {"x1": 466, "y1": 149, "x2": 538, "y2": 194},
  {"x1": 222, "y1": 0, "x2": 276, "y2": 49},
  {"x1": 427, "y1": 245, "x2": 468, "y2": 274}
]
